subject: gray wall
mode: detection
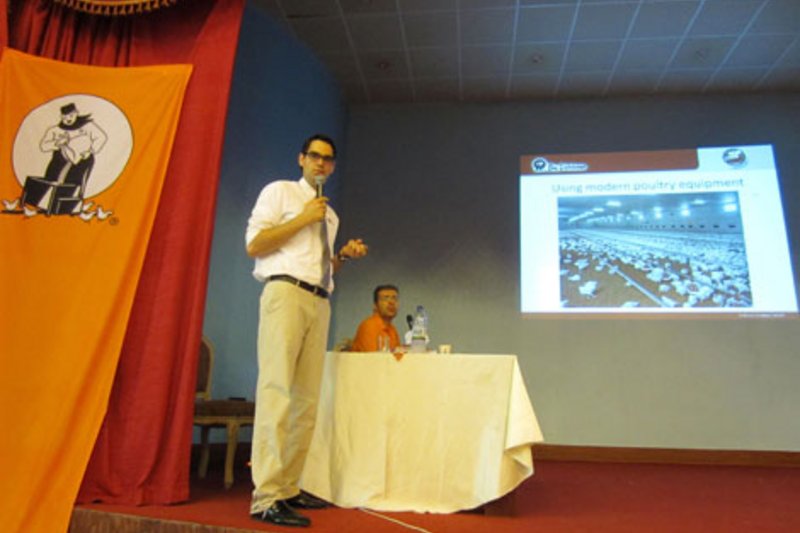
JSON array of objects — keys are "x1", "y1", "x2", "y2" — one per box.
[
  {"x1": 330, "y1": 96, "x2": 800, "y2": 451},
  {"x1": 203, "y1": 5, "x2": 800, "y2": 451}
]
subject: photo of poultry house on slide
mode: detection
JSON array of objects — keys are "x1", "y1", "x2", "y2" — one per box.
[
  {"x1": 519, "y1": 145, "x2": 798, "y2": 315},
  {"x1": 557, "y1": 191, "x2": 750, "y2": 309}
]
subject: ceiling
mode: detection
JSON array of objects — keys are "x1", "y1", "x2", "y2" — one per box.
[{"x1": 251, "y1": 0, "x2": 800, "y2": 104}]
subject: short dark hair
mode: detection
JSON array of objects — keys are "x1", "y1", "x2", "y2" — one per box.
[
  {"x1": 373, "y1": 284, "x2": 399, "y2": 303},
  {"x1": 301, "y1": 133, "x2": 337, "y2": 158}
]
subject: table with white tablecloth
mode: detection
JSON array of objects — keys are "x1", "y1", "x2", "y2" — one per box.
[{"x1": 300, "y1": 352, "x2": 544, "y2": 513}]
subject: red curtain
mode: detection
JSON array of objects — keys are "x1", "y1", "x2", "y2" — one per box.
[
  {"x1": 6, "y1": 0, "x2": 245, "y2": 504},
  {"x1": 0, "y1": 1, "x2": 7, "y2": 47}
]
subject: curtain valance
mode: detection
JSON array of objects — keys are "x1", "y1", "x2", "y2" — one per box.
[{"x1": 53, "y1": 0, "x2": 179, "y2": 16}]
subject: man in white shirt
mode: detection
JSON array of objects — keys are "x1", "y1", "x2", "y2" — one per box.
[{"x1": 245, "y1": 134, "x2": 367, "y2": 528}]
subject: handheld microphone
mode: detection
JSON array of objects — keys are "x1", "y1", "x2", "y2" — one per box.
[{"x1": 315, "y1": 175, "x2": 326, "y2": 198}]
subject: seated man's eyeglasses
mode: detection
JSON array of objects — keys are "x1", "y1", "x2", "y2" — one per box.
[{"x1": 305, "y1": 151, "x2": 336, "y2": 164}]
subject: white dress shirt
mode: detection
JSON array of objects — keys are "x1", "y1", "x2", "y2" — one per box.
[{"x1": 246, "y1": 177, "x2": 339, "y2": 291}]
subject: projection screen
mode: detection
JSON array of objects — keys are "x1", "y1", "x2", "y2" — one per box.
[{"x1": 520, "y1": 145, "x2": 798, "y2": 315}]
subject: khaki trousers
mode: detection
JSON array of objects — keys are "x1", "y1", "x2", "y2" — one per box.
[{"x1": 250, "y1": 281, "x2": 330, "y2": 514}]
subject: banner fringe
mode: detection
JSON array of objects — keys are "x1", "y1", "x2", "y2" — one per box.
[{"x1": 52, "y1": 0, "x2": 179, "y2": 16}]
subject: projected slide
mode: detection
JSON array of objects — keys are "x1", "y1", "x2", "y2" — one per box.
[{"x1": 520, "y1": 145, "x2": 798, "y2": 314}]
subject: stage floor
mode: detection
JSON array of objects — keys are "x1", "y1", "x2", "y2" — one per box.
[{"x1": 71, "y1": 460, "x2": 800, "y2": 533}]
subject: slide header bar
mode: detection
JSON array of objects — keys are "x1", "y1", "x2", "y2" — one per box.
[{"x1": 521, "y1": 149, "x2": 698, "y2": 175}]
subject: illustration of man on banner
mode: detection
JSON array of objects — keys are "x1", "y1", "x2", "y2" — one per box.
[
  {"x1": 3, "y1": 94, "x2": 131, "y2": 222},
  {"x1": 39, "y1": 102, "x2": 108, "y2": 205}
]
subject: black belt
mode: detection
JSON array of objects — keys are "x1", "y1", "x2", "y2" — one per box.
[{"x1": 266, "y1": 274, "x2": 329, "y2": 299}]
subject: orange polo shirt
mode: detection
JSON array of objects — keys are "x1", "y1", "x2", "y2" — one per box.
[{"x1": 350, "y1": 313, "x2": 400, "y2": 352}]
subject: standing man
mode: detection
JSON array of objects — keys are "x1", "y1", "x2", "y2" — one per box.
[
  {"x1": 245, "y1": 134, "x2": 367, "y2": 528},
  {"x1": 350, "y1": 284, "x2": 401, "y2": 352}
]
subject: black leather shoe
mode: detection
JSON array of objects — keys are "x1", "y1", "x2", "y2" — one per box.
[
  {"x1": 251, "y1": 500, "x2": 310, "y2": 528},
  {"x1": 286, "y1": 491, "x2": 331, "y2": 509}
]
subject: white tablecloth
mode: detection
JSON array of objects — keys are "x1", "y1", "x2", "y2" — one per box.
[{"x1": 300, "y1": 352, "x2": 544, "y2": 513}]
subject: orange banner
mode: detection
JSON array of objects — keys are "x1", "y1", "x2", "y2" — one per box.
[{"x1": 0, "y1": 48, "x2": 191, "y2": 533}]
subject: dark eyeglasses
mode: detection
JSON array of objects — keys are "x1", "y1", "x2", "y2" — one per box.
[{"x1": 304, "y1": 151, "x2": 336, "y2": 164}]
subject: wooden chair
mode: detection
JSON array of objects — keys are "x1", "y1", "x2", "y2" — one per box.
[{"x1": 194, "y1": 336, "x2": 255, "y2": 489}]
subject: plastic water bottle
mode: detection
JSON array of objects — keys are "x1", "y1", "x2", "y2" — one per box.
[{"x1": 409, "y1": 305, "x2": 429, "y2": 353}]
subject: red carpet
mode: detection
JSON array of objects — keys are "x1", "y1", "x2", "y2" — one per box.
[{"x1": 73, "y1": 460, "x2": 800, "y2": 532}]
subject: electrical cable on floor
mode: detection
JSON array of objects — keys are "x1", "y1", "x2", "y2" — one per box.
[{"x1": 358, "y1": 508, "x2": 433, "y2": 532}]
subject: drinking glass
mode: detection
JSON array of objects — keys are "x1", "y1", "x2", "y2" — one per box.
[{"x1": 377, "y1": 333, "x2": 391, "y2": 352}]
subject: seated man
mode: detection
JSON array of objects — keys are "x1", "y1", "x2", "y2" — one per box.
[{"x1": 350, "y1": 284, "x2": 401, "y2": 352}]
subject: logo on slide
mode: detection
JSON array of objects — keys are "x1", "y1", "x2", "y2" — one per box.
[
  {"x1": 531, "y1": 156, "x2": 588, "y2": 174},
  {"x1": 532, "y1": 157, "x2": 549, "y2": 172},
  {"x1": 722, "y1": 148, "x2": 747, "y2": 168}
]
